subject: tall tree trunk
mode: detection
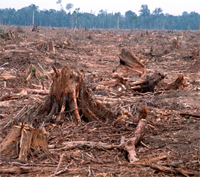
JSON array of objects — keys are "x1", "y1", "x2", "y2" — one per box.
[
  {"x1": 117, "y1": 17, "x2": 119, "y2": 29},
  {"x1": 32, "y1": 9, "x2": 34, "y2": 26}
]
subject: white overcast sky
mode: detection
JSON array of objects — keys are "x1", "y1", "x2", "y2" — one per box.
[{"x1": 1, "y1": 0, "x2": 200, "y2": 16}]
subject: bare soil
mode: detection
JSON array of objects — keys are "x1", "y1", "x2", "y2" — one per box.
[{"x1": 0, "y1": 26, "x2": 199, "y2": 176}]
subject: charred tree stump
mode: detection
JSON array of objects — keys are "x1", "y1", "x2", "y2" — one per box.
[
  {"x1": 131, "y1": 73, "x2": 165, "y2": 92},
  {"x1": 38, "y1": 65, "x2": 116, "y2": 123}
]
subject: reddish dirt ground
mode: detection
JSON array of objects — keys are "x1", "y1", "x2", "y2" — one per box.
[{"x1": 0, "y1": 25, "x2": 199, "y2": 176}]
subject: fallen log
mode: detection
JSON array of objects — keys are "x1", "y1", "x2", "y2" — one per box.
[
  {"x1": 0, "y1": 89, "x2": 49, "y2": 101},
  {"x1": 114, "y1": 48, "x2": 146, "y2": 77},
  {"x1": 38, "y1": 65, "x2": 116, "y2": 123},
  {"x1": 0, "y1": 75, "x2": 16, "y2": 81},
  {"x1": 0, "y1": 166, "x2": 54, "y2": 174},
  {"x1": 150, "y1": 163, "x2": 199, "y2": 176}
]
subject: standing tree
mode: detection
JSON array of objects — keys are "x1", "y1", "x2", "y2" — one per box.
[
  {"x1": 56, "y1": 0, "x2": 63, "y2": 10},
  {"x1": 66, "y1": 3, "x2": 73, "y2": 27},
  {"x1": 125, "y1": 10, "x2": 138, "y2": 29},
  {"x1": 153, "y1": 8, "x2": 163, "y2": 29},
  {"x1": 56, "y1": 0, "x2": 66, "y2": 27},
  {"x1": 73, "y1": 8, "x2": 81, "y2": 29},
  {"x1": 98, "y1": 9, "x2": 107, "y2": 28},
  {"x1": 139, "y1": 5, "x2": 150, "y2": 29},
  {"x1": 115, "y1": 12, "x2": 121, "y2": 29},
  {"x1": 66, "y1": 3, "x2": 73, "y2": 13},
  {"x1": 31, "y1": 4, "x2": 38, "y2": 26}
]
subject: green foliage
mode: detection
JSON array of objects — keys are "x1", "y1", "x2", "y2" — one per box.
[{"x1": 0, "y1": 4, "x2": 200, "y2": 30}]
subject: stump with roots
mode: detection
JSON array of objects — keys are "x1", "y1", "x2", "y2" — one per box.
[{"x1": 37, "y1": 65, "x2": 116, "y2": 124}]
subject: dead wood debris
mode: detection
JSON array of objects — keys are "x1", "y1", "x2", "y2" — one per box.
[
  {"x1": 164, "y1": 75, "x2": 187, "y2": 90},
  {"x1": 0, "y1": 166, "x2": 55, "y2": 174},
  {"x1": 114, "y1": 48, "x2": 146, "y2": 77},
  {"x1": 131, "y1": 72, "x2": 165, "y2": 92},
  {"x1": 3, "y1": 30, "x2": 18, "y2": 40},
  {"x1": 0, "y1": 124, "x2": 48, "y2": 162},
  {"x1": 50, "y1": 118, "x2": 147, "y2": 163},
  {"x1": 0, "y1": 89, "x2": 49, "y2": 101},
  {"x1": 100, "y1": 72, "x2": 187, "y2": 93},
  {"x1": 36, "y1": 40, "x2": 55, "y2": 53}
]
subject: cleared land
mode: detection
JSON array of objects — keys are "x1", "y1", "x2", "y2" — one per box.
[{"x1": 0, "y1": 26, "x2": 199, "y2": 176}]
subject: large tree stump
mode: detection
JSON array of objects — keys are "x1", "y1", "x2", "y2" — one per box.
[{"x1": 38, "y1": 65, "x2": 116, "y2": 123}]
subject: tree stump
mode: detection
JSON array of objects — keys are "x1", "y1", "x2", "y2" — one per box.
[
  {"x1": 114, "y1": 48, "x2": 146, "y2": 77},
  {"x1": 38, "y1": 65, "x2": 116, "y2": 123}
]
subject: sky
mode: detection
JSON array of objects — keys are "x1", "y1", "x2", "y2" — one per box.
[{"x1": 1, "y1": 0, "x2": 200, "y2": 16}]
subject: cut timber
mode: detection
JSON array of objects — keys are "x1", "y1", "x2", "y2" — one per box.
[
  {"x1": 32, "y1": 126, "x2": 49, "y2": 152},
  {"x1": 0, "y1": 75, "x2": 16, "y2": 81},
  {"x1": 18, "y1": 125, "x2": 34, "y2": 162},
  {"x1": 0, "y1": 125, "x2": 21, "y2": 156},
  {"x1": 131, "y1": 73, "x2": 165, "y2": 92},
  {"x1": 38, "y1": 65, "x2": 116, "y2": 123},
  {"x1": 115, "y1": 48, "x2": 146, "y2": 76},
  {"x1": 0, "y1": 124, "x2": 48, "y2": 162},
  {"x1": 0, "y1": 166, "x2": 54, "y2": 174},
  {"x1": 164, "y1": 75, "x2": 187, "y2": 90}
]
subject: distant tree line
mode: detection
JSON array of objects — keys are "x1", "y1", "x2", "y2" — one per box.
[{"x1": 0, "y1": 4, "x2": 200, "y2": 30}]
